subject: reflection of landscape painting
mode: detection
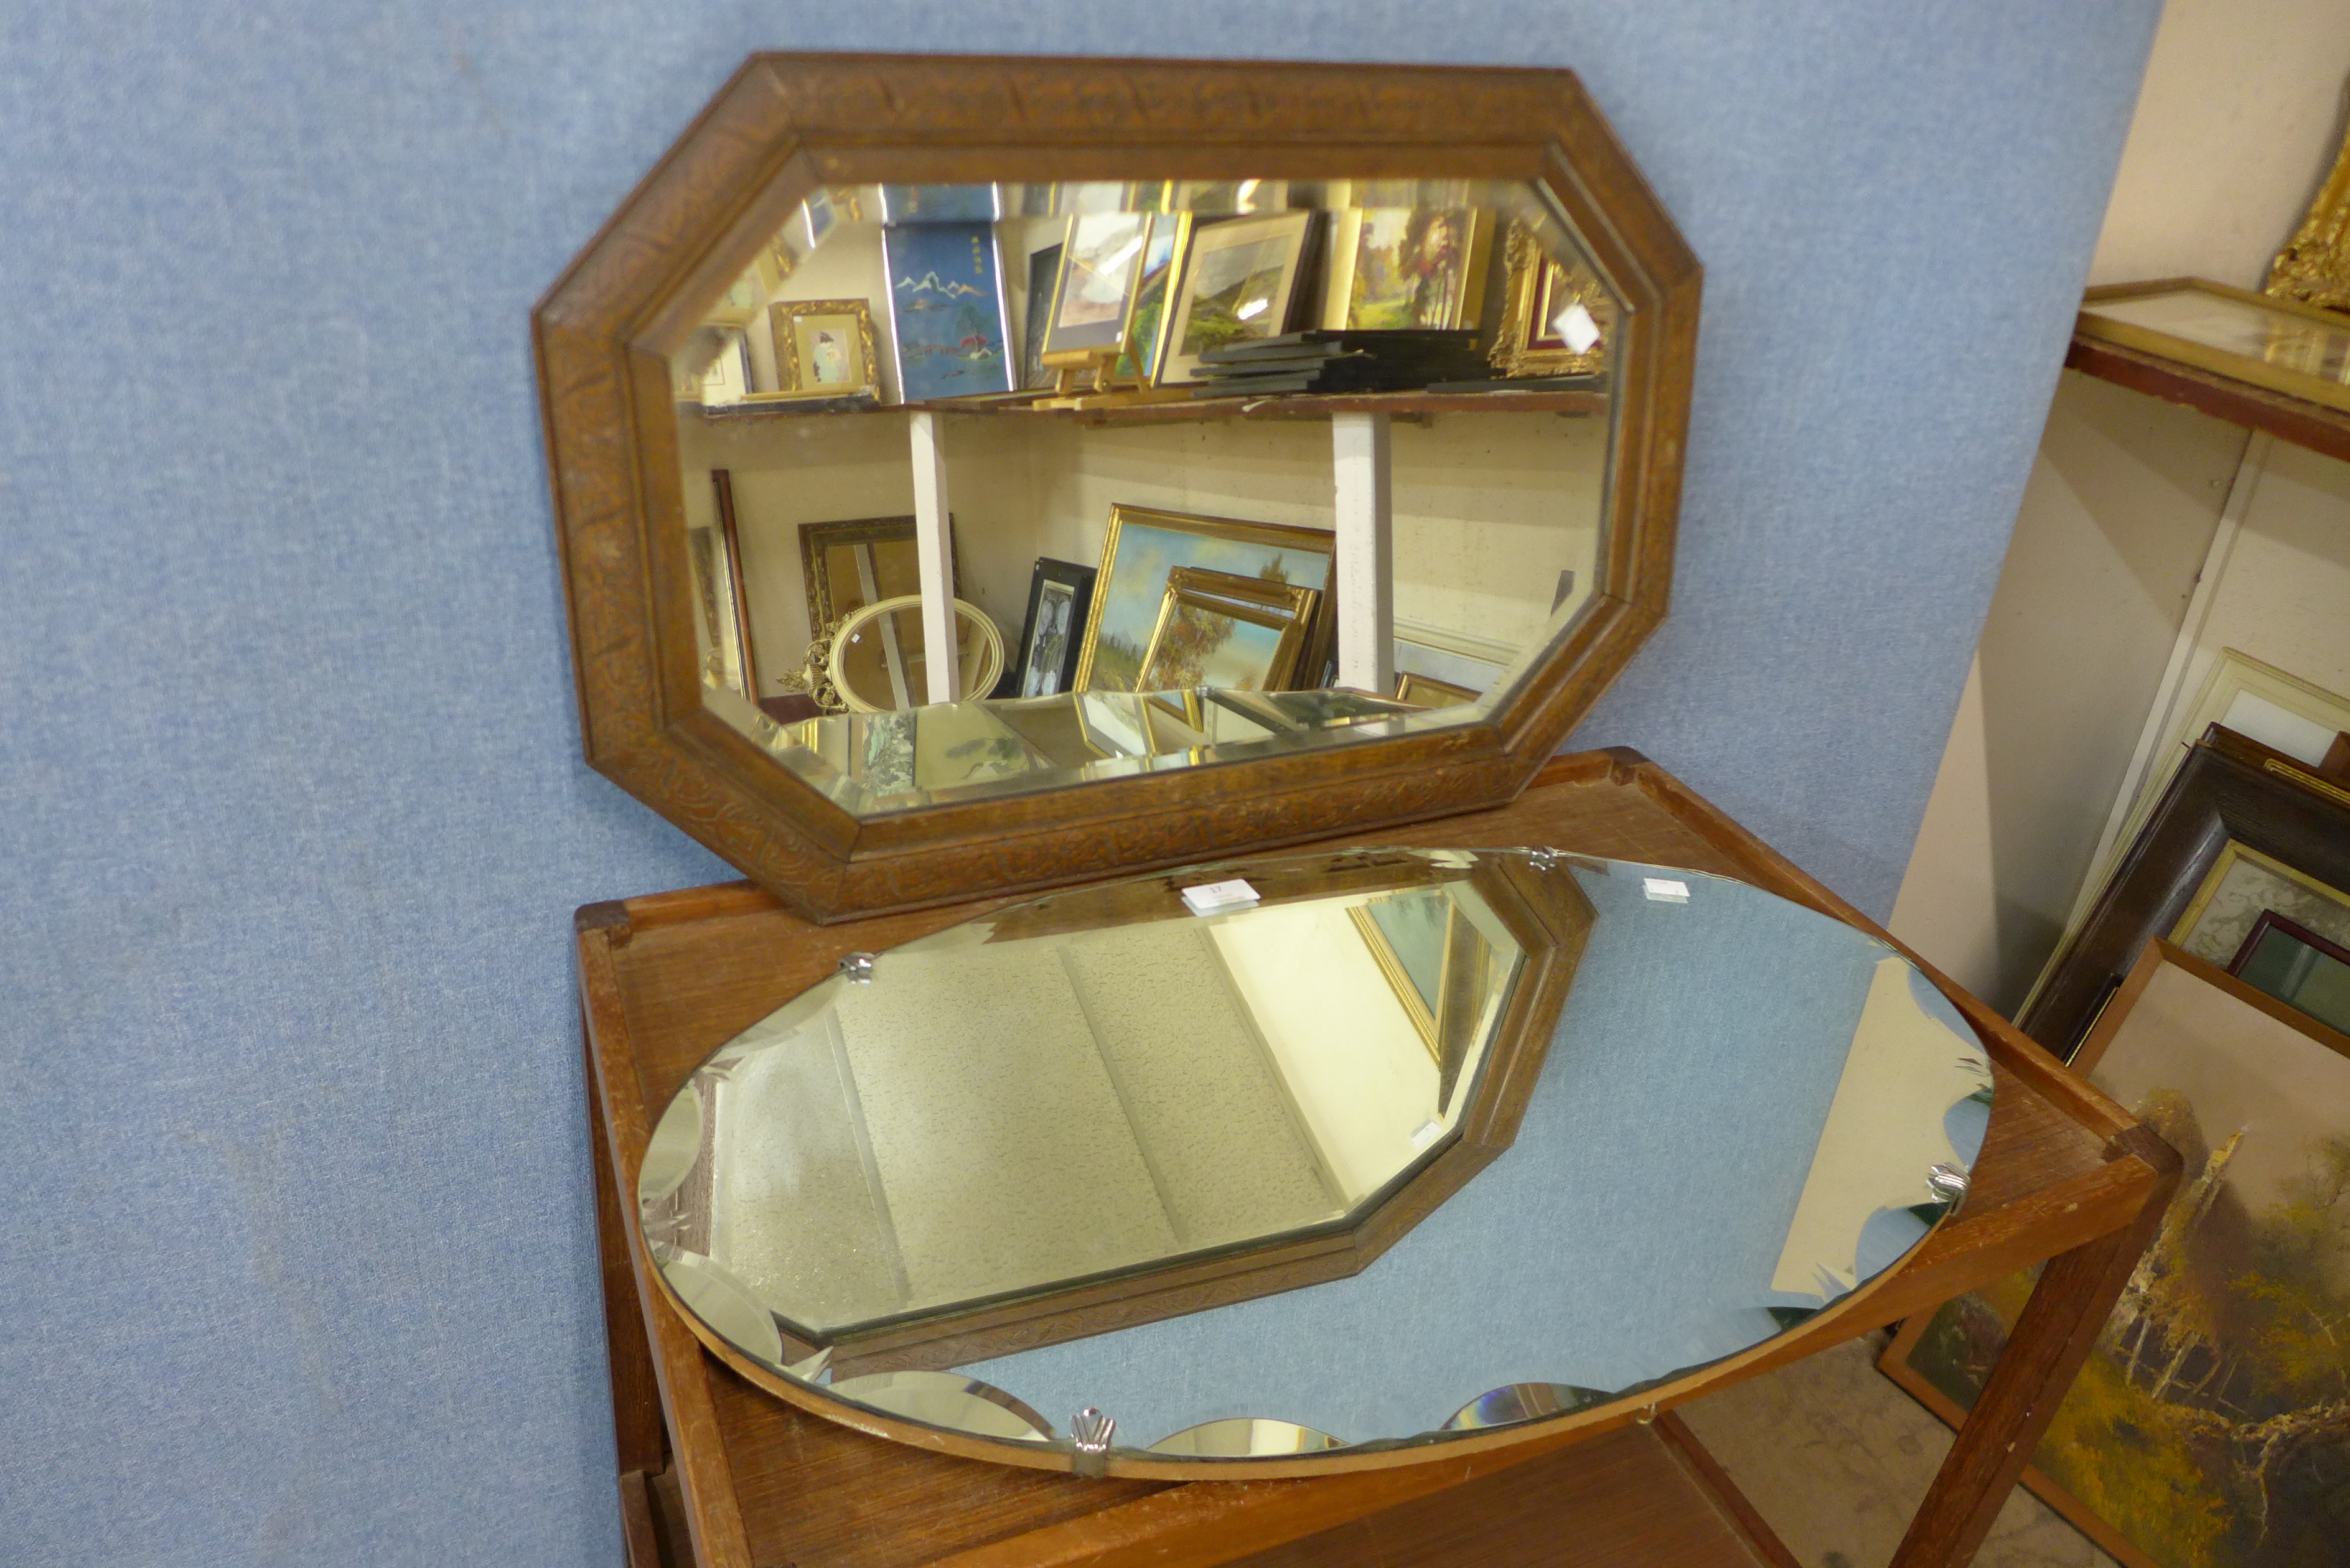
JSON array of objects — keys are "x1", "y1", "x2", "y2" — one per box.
[
  {"x1": 1075, "y1": 507, "x2": 1332, "y2": 694},
  {"x1": 1138, "y1": 595, "x2": 1291, "y2": 691},
  {"x1": 1113, "y1": 215, "x2": 1188, "y2": 383},
  {"x1": 881, "y1": 224, "x2": 1013, "y2": 401},
  {"x1": 1046, "y1": 213, "x2": 1149, "y2": 352},
  {"x1": 1886, "y1": 941, "x2": 2350, "y2": 1568},
  {"x1": 1161, "y1": 213, "x2": 1312, "y2": 381},
  {"x1": 1333, "y1": 208, "x2": 1485, "y2": 330}
]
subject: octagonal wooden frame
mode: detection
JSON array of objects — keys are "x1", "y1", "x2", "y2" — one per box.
[{"x1": 534, "y1": 52, "x2": 1700, "y2": 923}]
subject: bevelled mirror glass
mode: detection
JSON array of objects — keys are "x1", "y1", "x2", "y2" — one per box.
[{"x1": 538, "y1": 57, "x2": 1699, "y2": 920}]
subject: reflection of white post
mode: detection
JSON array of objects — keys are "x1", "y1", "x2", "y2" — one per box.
[
  {"x1": 1331, "y1": 411, "x2": 1393, "y2": 694},
  {"x1": 909, "y1": 411, "x2": 960, "y2": 704}
]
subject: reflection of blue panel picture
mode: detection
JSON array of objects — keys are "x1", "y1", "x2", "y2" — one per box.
[
  {"x1": 883, "y1": 224, "x2": 1014, "y2": 402},
  {"x1": 879, "y1": 184, "x2": 1001, "y2": 223}
]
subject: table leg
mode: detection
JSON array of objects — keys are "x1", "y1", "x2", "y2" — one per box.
[{"x1": 1888, "y1": 1127, "x2": 2178, "y2": 1568}]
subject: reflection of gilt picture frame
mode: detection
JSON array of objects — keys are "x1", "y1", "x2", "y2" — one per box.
[
  {"x1": 767, "y1": 299, "x2": 880, "y2": 399},
  {"x1": 1075, "y1": 505, "x2": 1334, "y2": 695},
  {"x1": 1159, "y1": 212, "x2": 1318, "y2": 384},
  {"x1": 1395, "y1": 671, "x2": 1479, "y2": 709},
  {"x1": 1349, "y1": 888, "x2": 1506, "y2": 1111},
  {"x1": 694, "y1": 469, "x2": 759, "y2": 696},
  {"x1": 1884, "y1": 938, "x2": 2350, "y2": 1568},
  {"x1": 797, "y1": 515, "x2": 962, "y2": 638},
  {"x1": 1321, "y1": 207, "x2": 1494, "y2": 331},
  {"x1": 1488, "y1": 222, "x2": 1612, "y2": 378},
  {"x1": 1115, "y1": 214, "x2": 1191, "y2": 385},
  {"x1": 1042, "y1": 212, "x2": 1153, "y2": 358},
  {"x1": 1135, "y1": 566, "x2": 1318, "y2": 693},
  {"x1": 2267, "y1": 114, "x2": 2350, "y2": 313}
]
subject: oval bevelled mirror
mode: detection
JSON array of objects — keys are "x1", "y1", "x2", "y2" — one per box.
[
  {"x1": 637, "y1": 850, "x2": 1992, "y2": 1476},
  {"x1": 537, "y1": 57, "x2": 1699, "y2": 920}
]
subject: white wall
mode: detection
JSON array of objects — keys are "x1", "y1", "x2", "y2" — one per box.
[{"x1": 1889, "y1": 0, "x2": 2350, "y2": 1013}]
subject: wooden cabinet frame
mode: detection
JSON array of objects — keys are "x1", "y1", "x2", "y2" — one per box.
[
  {"x1": 578, "y1": 750, "x2": 2178, "y2": 1567},
  {"x1": 535, "y1": 54, "x2": 1700, "y2": 924}
]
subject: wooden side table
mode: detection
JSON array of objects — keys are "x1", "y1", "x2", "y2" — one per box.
[{"x1": 577, "y1": 750, "x2": 2178, "y2": 1568}]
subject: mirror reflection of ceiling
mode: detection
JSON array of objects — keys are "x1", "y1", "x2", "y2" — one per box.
[
  {"x1": 673, "y1": 179, "x2": 1619, "y2": 816},
  {"x1": 640, "y1": 852, "x2": 1993, "y2": 1465}
]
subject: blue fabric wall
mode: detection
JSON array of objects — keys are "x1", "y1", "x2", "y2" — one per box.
[{"x1": 0, "y1": 4, "x2": 2155, "y2": 1563}]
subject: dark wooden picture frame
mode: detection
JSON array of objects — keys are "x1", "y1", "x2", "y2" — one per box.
[
  {"x1": 534, "y1": 54, "x2": 1701, "y2": 922},
  {"x1": 1002, "y1": 556, "x2": 1095, "y2": 700},
  {"x1": 2020, "y1": 725, "x2": 2350, "y2": 1058}
]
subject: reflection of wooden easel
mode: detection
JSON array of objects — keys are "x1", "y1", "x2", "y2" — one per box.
[{"x1": 1035, "y1": 346, "x2": 1191, "y2": 411}]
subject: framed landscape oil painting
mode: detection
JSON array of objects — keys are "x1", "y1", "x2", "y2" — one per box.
[
  {"x1": 1071, "y1": 505, "x2": 1333, "y2": 694},
  {"x1": 1883, "y1": 939, "x2": 2350, "y2": 1568}
]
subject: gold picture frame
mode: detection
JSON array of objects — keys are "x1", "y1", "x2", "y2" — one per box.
[
  {"x1": 1072, "y1": 504, "x2": 1336, "y2": 694},
  {"x1": 1041, "y1": 212, "x2": 1154, "y2": 358},
  {"x1": 2267, "y1": 115, "x2": 2350, "y2": 314},
  {"x1": 797, "y1": 515, "x2": 962, "y2": 638},
  {"x1": 1347, "y1": 888, "x2": 1507, "y2": 1108},
  {"x1": 1394, "y1": 671, "x2": 1479, "y2": 708},
  {"x1": 1320, "y1": 207, "x2": 1494, "y2": 332},
  {"x1": 1158, "y1": 211, "x2": 1318, "y2": 383},
  {"x1": 1135, "y1": 566, "x2": 1318, "y2": 693},
  {"x1": 1487, "y1": 222, "x2": 1613, "y2": 378},
  {"x1": 767, "y1": 298, "x2": 881, "y2": 399},
  {"x1": 2075, "y1": 278, "x2": 2350, "y2": 417}
]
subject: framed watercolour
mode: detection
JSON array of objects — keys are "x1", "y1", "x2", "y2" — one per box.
[
  {"x1": 2021, "y1": 726, "x2": 2350, "y2": 1057},
  {"x1": 1008, "y1": 558, "x2": 1096, "y2": 701},
  {"x1": 880, "y1": 223, "x2": 1014, "y2": 401},
  {"x1": 1134, "y1": 566, "x2": 1318, "y2": 693},
  {"x1": 1072, "y1": 504, "x2": 1335, "y2": 694},
  {"x1": 1113, "y1": 213, "x2": 1191, "y2": 385},
  {"x1": 1157, "y1": 212, "x2": 1319, "y2": 383},
  {"x1": 1884, "y1": 938, "x2": 2350, "y2": 1568},
  {"x1": 797, "y1": 515, "x2": 962, "y2": 636},
  {"x1": 1488, "y1": 222, "x2": 1612, "y2": 379},
  {"x1": 2076, "y1": 279, "x2": 2350, "y2": 418},
  {"x1": 1321, "y1": 207, "x2": 1493, "y2": 332},
  {"x1": 1041, "y1": 212, "x2": 1153, "y2": 358},
  {"x1": 1019, "y1": 243, "x2": 1062, "y2": 390},
  {"x1": 766, "y1": 299, "x2": 879, "y2": 399}
]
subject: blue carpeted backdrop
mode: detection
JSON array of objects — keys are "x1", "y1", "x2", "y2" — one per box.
[{"x1": 0, "y1": 4, "x2": 2157, "y2": 1563}]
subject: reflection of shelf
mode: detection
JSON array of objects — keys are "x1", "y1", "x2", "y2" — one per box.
[
  {"x1": 2066, "y1": 330, "x2": 2350, "y2": 467},
  {"x1": 686, "y1": 386, "x2": 1610, "y2": 425}
]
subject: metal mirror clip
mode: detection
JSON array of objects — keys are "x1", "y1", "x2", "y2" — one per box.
[
  {"x1": 836, "y1": 952, "x2": 877, "y2": 984},
  {"x1": 1927, "y1": 1162, "x2": 1970, "y2": 1204},
  {"x1": 1070, "y1": 1407, "x2": 1116, "y2": 1478}
]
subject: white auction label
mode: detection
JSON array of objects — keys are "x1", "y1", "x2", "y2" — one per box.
[
  {"x1": 1642, "y1": 877, "x2": 1691, "y2": 903},
  {"x1": 1180, "y1": 878, "x2": 1260, "y2": 914}
]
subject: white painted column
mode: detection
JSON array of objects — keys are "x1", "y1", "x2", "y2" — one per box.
[
  {"x1": 909, "y1": 411, "x2": 960, "y2": 704},
  {"x1": 1331, "y1": 411, "x2": 1394, "y2": 694}
]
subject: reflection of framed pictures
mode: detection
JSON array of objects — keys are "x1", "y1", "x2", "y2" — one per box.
[
  {"x1": 1074, "y1": 505, "x2": 1334, "y2": 694},
  {"x1": 1009, "y1": 558, "x2": 1097, "y2": 699},
  {"x1": 1884, "y1": 937, "x2": 2350, "y2": 1568},
  {"x1": 1115, "y1": 214, "x2": 1191, "y2": 385},
  {"x1": 880, "y1": 223, "x2": 1014, "y2": 402},
  {"x1": 2077, "y1": 278, "x2": 2350, "y2": 418},
  {"x1": 1394, "y1": 671, "x2": 1478, "y2": 709},
  {"x1": 1159, "y1": 213, "x2": 1318, "y2": 383},
  {"x1": 879, "y1": 184, "x2": 1000, "y2": 223},
  {"x1": 1042, "y1": 213, "x2": 1153, "y2": 357},
  {"x1": 2230, "y1": 910, "x2": 2350, "y2": 1035},
  {"x1": 697, "y1": 470, "x2": 759, "y2": 695},
  {"x1": 2021, "y1": 727, "x2": 2350, "y2": 1057},
  {"x1": 1020, "y1": 243, "x2": 1062, "y2": 390},
  {"x1": 797, "y1": 515, "x2": 961, "y2": 635},
  {"x1": 1135, "y1": 566, "x2": 1318, "y2": 693},
  {"x1": 767, "y1": 299, "x2": 880, "y2": 398},
  {"x1": 1487, "y1": 222, "x2": 1611, "y2": 378},
  {"x1": 802, "y1": 188, "x2": 838, "y2": 250},
  {"x1": 684, "y1": 325, "x2": 754, "y2": 406},
  {"x1": 1322, "y1": 208, "x2": 1493, "y2": 331},
  {"x1": 1348, "y1": 888, "x2": 1507, "y2": 1109}
]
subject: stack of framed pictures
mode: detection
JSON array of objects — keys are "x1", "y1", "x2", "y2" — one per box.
[
  {"x1": 1068, "y1": 505, "x2": 1337, "y2": 696},
  {"x1": 1887, "y1": 723, "x2": 2350, "y2": 1568}
]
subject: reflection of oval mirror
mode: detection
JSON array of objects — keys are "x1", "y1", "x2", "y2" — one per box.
[{"x1": 538, "y1": 57, "x2": 1699, "y2": 920}]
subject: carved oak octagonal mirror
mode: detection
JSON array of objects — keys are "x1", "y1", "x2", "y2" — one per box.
[{"x1": 536, "y1": 54, "x2": 1699, "y2": 921}]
